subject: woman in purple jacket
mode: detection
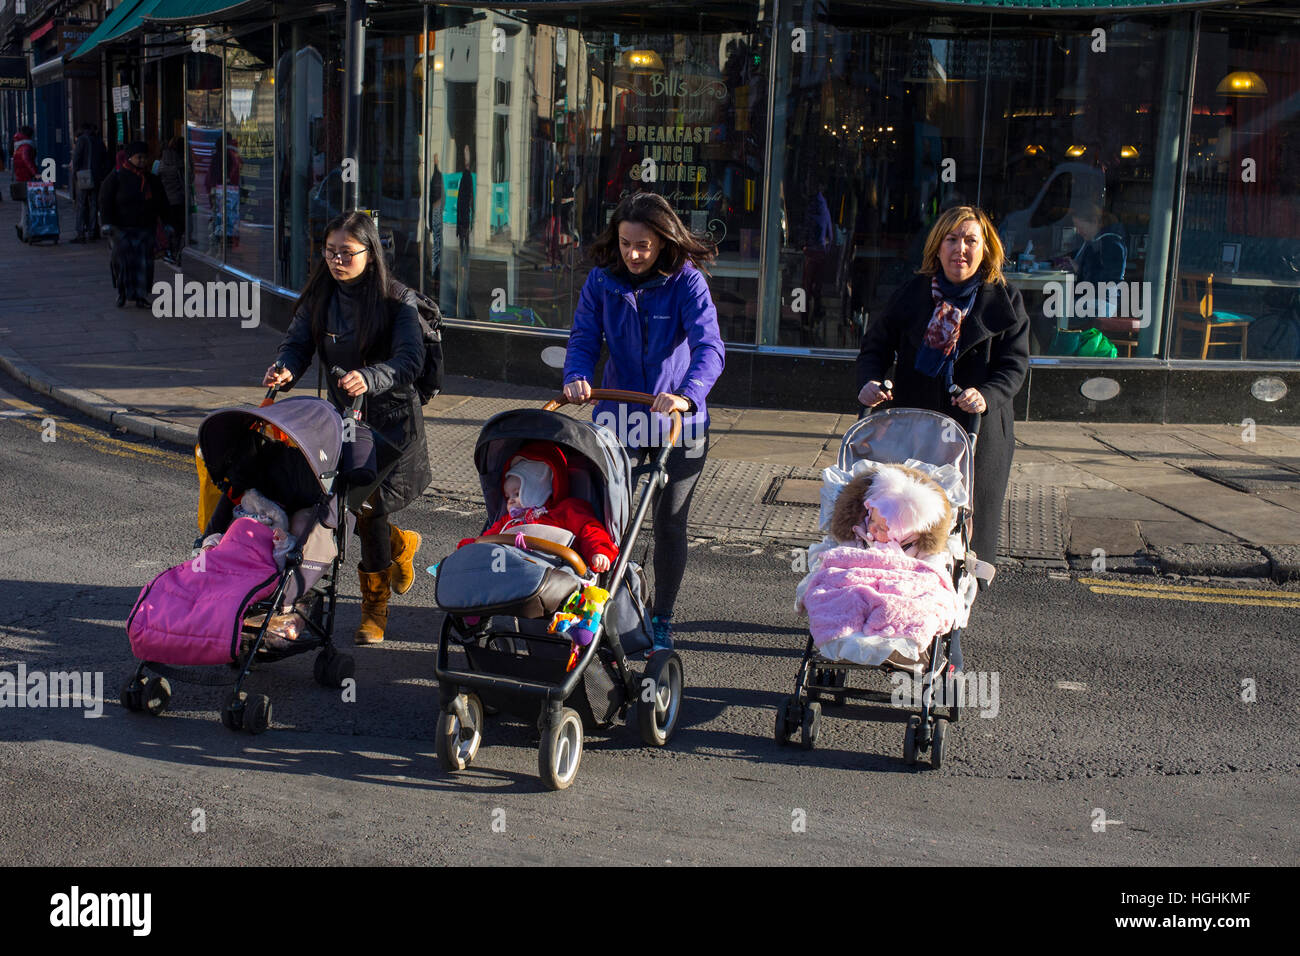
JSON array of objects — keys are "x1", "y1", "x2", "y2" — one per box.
[{"x1": 563, "y1": 192, "x2": 725, "y2": 654}]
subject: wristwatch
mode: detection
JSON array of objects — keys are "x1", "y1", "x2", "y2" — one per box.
[{"x1": 682, "y1": 395, "x2": 697, "y2": 414}]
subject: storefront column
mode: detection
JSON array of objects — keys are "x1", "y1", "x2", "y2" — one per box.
[
  {"x1": 759, "y1": 0, "x2": 792, "y2": 347},
  {"x1": 343, "y1": 0, "x2": 365, "y2": 210},
  {"x1": 1145, "y1": 13, "x2": 1197, "y2": 357}
]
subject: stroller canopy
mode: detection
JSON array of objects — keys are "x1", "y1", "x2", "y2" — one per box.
[
  {"x1": 199, "y1": 397, "x2": 344, "y2": 498},
  {"x1": 473, "y1": 409, "x2": 632, "y2": 542},
  {"x1": 838, "y1": 408, "x2": 974, "y2": 498}
]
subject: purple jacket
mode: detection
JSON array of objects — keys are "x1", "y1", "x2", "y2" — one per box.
[
  {"x1": 127, "y1": 518, "x2": 281, "y2": 666},
  {"x1": 563, "y1": 261, "x2": 725, "y2": 447}
]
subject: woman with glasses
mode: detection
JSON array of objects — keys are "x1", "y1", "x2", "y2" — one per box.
[{"x1": 263, "y1": 211, "x2": 431, "y2": 645}]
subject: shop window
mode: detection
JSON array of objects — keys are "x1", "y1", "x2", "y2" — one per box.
[
  {"x1": 768, "y1": 6, "x2": 1186, "y2": 360},
  {"x1": 421, "y1": 4, "x2": 769, "y2": 341},
  {"x1": 1174, "y1": 16, "x2": 1300, "y2": 362}
]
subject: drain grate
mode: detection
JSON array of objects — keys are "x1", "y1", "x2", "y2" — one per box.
[
  {"x1": 1004, "y1": 482, "x2": 1067, "y2": 559},
  {"x1": 762, "y1": 476, "x2": 822, "y2": 508},
  {"x1": 1188, "y1": 464, "x2": 1300, "y2": 495}
]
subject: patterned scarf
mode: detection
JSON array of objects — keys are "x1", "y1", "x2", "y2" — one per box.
[
  {"x1": 125, "y1": 162, "x2": 152, "y2": 201},
  {"x1": 914, "y1": 275, "x2": 979, "y2": 390}
]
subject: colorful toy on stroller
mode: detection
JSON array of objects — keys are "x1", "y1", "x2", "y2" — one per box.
[
  {"x1": 776, "y1": 405, "x2": 993, "y2": 768},
  {"x1": 122, "y1": 389, "x2": 371, "y2": 733},
  {"x1": 432, "y1": 390, "x2": 683, "y2": 790}
]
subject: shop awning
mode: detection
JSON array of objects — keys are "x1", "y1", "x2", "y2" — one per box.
[
  {"x1": 69, "y1": 0, "x2": 163, "y2": 61},
  {"x1": 141, "y1": 0, "x2": 266, "y2": 22},
  {"x1": 897, "y1": 0, "x2": 1247, "y2": 9}
]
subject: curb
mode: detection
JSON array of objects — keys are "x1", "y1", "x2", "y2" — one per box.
[
  {"x1": 2, "y1": 351, "x2": 1292, "y2": 582},
  {"x1": 0, "y1": 347, "x2": 198, "y2": 448}
]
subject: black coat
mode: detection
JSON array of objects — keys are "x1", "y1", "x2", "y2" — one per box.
[
  {"x1": 99, "y1": 166, "x2": 167, "y2": 230},
  {"x1": 856, "y1": 274, "x2": 1030, "y2": 561},
  {"x1": 276, "y1": 282, "x2": 431, "y2": 517}
]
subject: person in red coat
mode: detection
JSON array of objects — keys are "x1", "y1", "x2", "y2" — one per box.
[
  {"x1": 11, "y1": 127, "x2": 37, "y2": 183},
  {"x1": 459, "y1": 441, "x2": 618, "y2": 572}
]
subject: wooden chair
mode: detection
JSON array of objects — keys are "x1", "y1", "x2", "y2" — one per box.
[{"x1": 1174, "y1": 272, "x2": 1251, "y2": 359}]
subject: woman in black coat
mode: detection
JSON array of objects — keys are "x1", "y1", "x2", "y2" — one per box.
[
  {"x1": 263, "y1": 211, "x2": 432, "y2": 645},
  {"x1": 856, "y1": 206, "x2": 1029, "y2": 564},
  {"x1": 99, "y1": 140, "x2": 168, "y2": 308}
]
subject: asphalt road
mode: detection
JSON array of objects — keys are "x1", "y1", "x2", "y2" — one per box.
[{"x1": 0, "y1": 379, "x2": 1296, "y2": 867}]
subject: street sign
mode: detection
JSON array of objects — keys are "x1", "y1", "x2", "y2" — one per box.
[{"x1": 0, "y1": 56, "x2": 30, "y2": 91}]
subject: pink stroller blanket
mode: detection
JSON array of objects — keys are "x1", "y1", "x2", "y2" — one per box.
[
  {"x1": 127, "y1": 517, "x2": 281, "y2": 666},
  {"x1": 801, "y1": 545, "x2": 957, "y2": 652}
]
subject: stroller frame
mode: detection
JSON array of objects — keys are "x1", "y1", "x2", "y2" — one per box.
[
  {"x1": 776, "y1": 406, "x2": 982, "y2": 769},
  {"x1": 121, "y1": 390, "x2": 360, "y2": 733},
  {"x1": 434, "y1": 390, "x2": 686, "y2": 790}
]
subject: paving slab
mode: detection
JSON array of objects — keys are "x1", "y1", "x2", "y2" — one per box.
[
  {"x1": 1065, "y1": 488, "x2": 1184, "y2": 522},
  {"x1": 1067, "y1": 516, "x2": 1145, "y2": 558},
  {"x1": 1137, "y1": 519, "x2": 1237, "y2": 548}
]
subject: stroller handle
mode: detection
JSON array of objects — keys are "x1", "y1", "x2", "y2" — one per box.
[
  {"x1": 544, "y1": 388, "x2": 683, "y2": 448},
  {"x1": 475, "y1": 533, "x2": 589, "y2": 577}
]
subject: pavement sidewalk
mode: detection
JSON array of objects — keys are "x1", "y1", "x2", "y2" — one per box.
[{"x1": 3, "y1": 194, "x2": 1299, "y2": 579}]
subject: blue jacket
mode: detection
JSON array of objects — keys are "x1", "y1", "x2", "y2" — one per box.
[{"x1": 564, "y1": 261, "x2": 725, "y2": 447}]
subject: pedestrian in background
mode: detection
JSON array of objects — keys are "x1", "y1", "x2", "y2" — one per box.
[
  {"x1": 157, "y1": 136, "x2": 186, "y2": 263},
  {"x1": 99, "y1": 141, "x2": 168, "y2": 309},
  {"x1": 263, "y1": 211, "x2": 430, "y2": 646},
  {"x1": 563, "y1": 191, "x2": 725, "y2": 654},
  {"x1": 11, "y1": 125, "x2": 37, "y2": 202},
  {"x1": 856, "y1": 205, "x2": 1029, "y2": 564},
  {"x1": 71, "y1": 124, "x2": 97, "y2": 243}
]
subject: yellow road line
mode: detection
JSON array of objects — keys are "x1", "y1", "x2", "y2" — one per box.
[
  {"x1": 1078, "y1": 577, "x2": 1292, "y2": 600},
  {"x1": 1087, "y1": 585, "x2": 1300, "y2": 609},
  {"x1": 0, "y1": 396, "x2": 191, "y2": 472}
]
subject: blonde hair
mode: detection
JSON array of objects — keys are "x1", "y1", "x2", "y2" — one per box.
[{"x1": 918, "y1": 206, "x2": 1006, "y2": 287}]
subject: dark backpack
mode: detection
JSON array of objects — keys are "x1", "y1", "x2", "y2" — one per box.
[{"x1": 389, "y1": 285, "x2": 445, "y2": 404}]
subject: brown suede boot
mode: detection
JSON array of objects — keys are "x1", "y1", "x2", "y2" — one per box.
[
  {"x1": 388, "y1": 524, "x2": 422, "y2": 596},
  {"x1": 355, "y1": 566, "x2": 391, "y2": 645}
]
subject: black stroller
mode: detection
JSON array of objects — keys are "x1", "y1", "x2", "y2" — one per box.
[
  {"x1": 122, "y1": 392, "x2": 367, "y2": 733},
  {"x1": 433, "y1": 390, "x2": 684, "y2": 790}
]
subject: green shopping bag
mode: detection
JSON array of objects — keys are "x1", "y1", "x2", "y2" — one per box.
[{"x1": 1049, "y1": 327, "x2": 1118, "y2": 359}]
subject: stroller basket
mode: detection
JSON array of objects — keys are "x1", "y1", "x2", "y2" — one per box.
[{"x1": 460, "y1": 628, "x2": 620, "y2": 728}]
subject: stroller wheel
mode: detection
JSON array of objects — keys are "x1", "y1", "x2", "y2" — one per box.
[
  {"x1": 774, "y1": 696, "x2": 800, "y2": 746},
  {"x1": 637, "y1": 650, "x2": 683, "y2": 747},
  {"x1": 221, "y1": 691, "x2": 246, "y2": 731},
  {"x1": 538, "y1": 707, "x2": 583, "y2": 791},
  {"x1": 903, "y1": 715, "x2": 921, "y2": 766},
  {"x1": 143, "y1": 676, "x2": 172, "y2": 717},
  {"x1": 313, "y1": 647, "x2": 354, "y2": 689},
  {"x1": 800, "y1": 701, "x2": 821, "y2": 750},
  {"x1": 119, "y1": 675, "x2": 144, "y2": 712},
  {"x1": 436, "y1": 693, "x2": 484, "y2": 772},
  {"x1": 930, "y1": 718, "x2": 948, "y2": 770},
  {"x1": 243, "y1": 694, "x2": 272, "y2": 735}
]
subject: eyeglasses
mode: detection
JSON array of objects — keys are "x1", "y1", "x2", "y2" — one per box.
[{"x1": 322, "y1": 248, "x2": 367, "y2": 265}]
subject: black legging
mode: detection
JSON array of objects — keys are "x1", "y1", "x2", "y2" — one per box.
[
  {"x1": 628, "y1": 433, "x2": 709, "y2": 619},
  {"x1": 355, "y1": 514, "x2": 391, "y2": 572}
]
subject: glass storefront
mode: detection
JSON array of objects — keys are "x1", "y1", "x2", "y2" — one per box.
[
  {"x1": 160, "y1": 0, "x2": 1298, "y2": 371},
  {"x1": 276, "y1": 14, "x2": 345, "y2": 291},
  {"x1": 417, "y1": 2, "x2": 771, "y2": 338},
  {"x1": 767, "y1": 2, "x2": 1190, "y2": 360},
  {"x1": 1175, "y1": 13, "x2": 1300, "y2": 362}
]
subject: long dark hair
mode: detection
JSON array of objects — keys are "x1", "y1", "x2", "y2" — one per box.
[
  {"x1": 587, "y1": 192, "x2": 716, "y2": 276},
  {"x1": 294, "y1": 211, "x2": 396, "y2": 358}
]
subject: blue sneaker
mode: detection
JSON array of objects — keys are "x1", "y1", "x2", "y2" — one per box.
[{"x1": 649, "y1": 615, "x2": 673, "y2": 656}]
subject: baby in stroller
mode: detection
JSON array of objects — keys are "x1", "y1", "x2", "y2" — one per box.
[
  {"x1": 457, "y1": 441, "x2": 619, "y2": 573},
  {"x1": 796, "y1": 462, "x2": 962, "y2": 667}
]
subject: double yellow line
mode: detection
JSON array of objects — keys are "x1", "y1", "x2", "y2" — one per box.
[
  {"x1": 1081, "y1": 577, "x2": 1300, "y2": 609},
  {"x1": 0, "y1": 394, "x2": 191, "y2": 473}
]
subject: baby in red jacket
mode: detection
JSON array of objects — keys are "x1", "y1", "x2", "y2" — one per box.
[{"x1": 459, "y1": 441, "x2": 619, "y2": 572}]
